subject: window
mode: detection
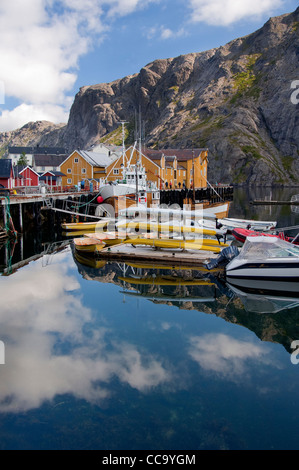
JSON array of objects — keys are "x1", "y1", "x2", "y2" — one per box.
[
  {"x1": 113, "y1": 169, "x2": 119, "y2": 175},
  {"x1": 67, "y1": 168, "x2": 71, "y2": 174},
  {"x1": 74, "y1": 158, "x2": 79, "y2": 163},
  {"x1": 82, "y1": 168, "x2": 86, "y2": 174},
  {"x1": 67, "y1": 178, "x2": 72, "y2": 185}
]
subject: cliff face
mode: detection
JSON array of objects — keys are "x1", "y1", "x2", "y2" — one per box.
[
  {"x1": 1, "y1": 7, "x2": 299, "y2": 185},
  {"x1": 0, "y1": 121, "x2": 66, "y2": 155}
]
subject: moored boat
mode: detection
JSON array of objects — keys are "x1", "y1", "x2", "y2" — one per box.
[
  {"x1": 226, "y1": 236, "x2": 299, "y2": 282},
  {"x1": 217, "y1": 218, "x2": 277, "y2": 232},
  {"x1": 73, "y1": 237, "x2": 106, "y2": 253},
  {"x1": 232, "y1": 228, "x2": 299, "y2": 245}
]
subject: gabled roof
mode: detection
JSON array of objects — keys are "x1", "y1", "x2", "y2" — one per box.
[
  {"x1": 63, "y1": 150, "x2": 118, "y2": 168},
  {"x1": 9, "y1": 146, "x2": 68, "y2": 155},
  {"x1": 0, "y1": 159, "x2": 13, "y2": 178},
  {"x1": 143, "y1": 148, "x2": 208, "y2": 162},
  {"x1": 79, "y1": 150, "x2": 117, "y2": 167},
  {"x1": 18, "y1": 166, "x2": 40, "y2": 176},
  {"x1": 41, "y1": 170, "x2": 65, "y2": 177},
  {"x1": 39, "y1": 171, "x2": 65, "y2": 181},
  {"x1": 34, "y1": 154, "x2": 67, "y2": 166}
]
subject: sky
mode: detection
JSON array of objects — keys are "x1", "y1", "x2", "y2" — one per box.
[{"x1": 0, "y1": 0, "x2": 297, "y2": 133}]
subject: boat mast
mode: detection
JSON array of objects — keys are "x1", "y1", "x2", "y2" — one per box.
[{"x1": 119, "y1": 121, "x2": 127, "y2": 180}]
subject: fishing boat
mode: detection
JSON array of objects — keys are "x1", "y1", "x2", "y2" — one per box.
[
  {"x1": 98, "y1": 131, "x2": 159, "y2": 203},
  {"x1": 232, "y1": 228, "x2": 299, "y2": 245},
  {"x1": 226, "y1": 236, "x2": 299, "y2": 284},
  {"x1": 118, "y1": 203, "x2": 230, "y2": 222},
  {"x1": 98, "y1": 166, "x2": 150, "y2": 201}
]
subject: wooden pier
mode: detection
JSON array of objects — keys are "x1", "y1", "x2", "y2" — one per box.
[
  {"x1": 0, "y1": 191, "x2": 99, "y2": 234},
  {"x1": 84, "y1": 244, "x2": 220, "y2": 267},
  {"x1": 251, "y1": 200, "x2": 299, "y2": 205}
]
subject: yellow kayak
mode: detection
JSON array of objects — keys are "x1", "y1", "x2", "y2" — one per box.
[
  {"x1": 62, "y1": 220, "x2": 111, "y2": 232},
  {"x1": 122, "y1": 238, "x2": 225, "y2": 253},
  {"x1": 117, "y1": 221, "x2": 218, "y2": 236}
]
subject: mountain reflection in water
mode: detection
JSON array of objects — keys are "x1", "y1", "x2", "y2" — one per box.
[
  {"x1": 73, "y1": 248, "x2": 299, "y2": 355},
  {"x1": 1, "y1": 187, "x2": 299, "y2": 450}
]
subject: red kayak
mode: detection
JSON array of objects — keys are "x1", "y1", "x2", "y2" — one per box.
[{"x1": 232, "y1": 228, "x2": 299, "y2": 245}]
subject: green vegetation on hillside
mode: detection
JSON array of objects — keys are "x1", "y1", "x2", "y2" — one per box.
[{"x1": 230, "y1": 54, "x2": 262, "y2": 104}]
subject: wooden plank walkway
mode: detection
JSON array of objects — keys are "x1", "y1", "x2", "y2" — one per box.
[{"x1": 95, "y1": 244, "x2": 220, "y2": 267}]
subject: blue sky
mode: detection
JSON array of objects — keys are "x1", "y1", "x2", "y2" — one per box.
[{"x1": 0, "y1": 0, "x2": 297, "y2": 132}]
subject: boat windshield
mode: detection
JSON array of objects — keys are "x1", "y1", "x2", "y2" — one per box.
[{"x1": 238, "y1": 236, "x2": 299, "y2": 260}]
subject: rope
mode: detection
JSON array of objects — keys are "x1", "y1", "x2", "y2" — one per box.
[
  {"x1": 4, "y1": 195, "x2": 17, "y2": 238},
  {"x1": 200, "y1": 173, "x2": 224, "y2": 201},
  {"x1": 5, "y1": 238, "x2": 15, "y2": 275},
  {"x1": 73, "y1": 191, "x2": 102, "y2": 209}
]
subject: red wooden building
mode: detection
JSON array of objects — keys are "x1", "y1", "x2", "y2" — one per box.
[
  {"x1": 14, "y1": 166, "x2": 40, "y2": 187},
  {"x1": 0, "y1": 160, "x2": 14, "y2": 189}
]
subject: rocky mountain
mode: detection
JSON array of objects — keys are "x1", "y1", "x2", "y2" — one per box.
[
  {"x1": 1, "y1": 7, "x2": 299, "y2": 185},
  {"x1": 0, "y1": 121, "x2": 66, "y2": 156}
]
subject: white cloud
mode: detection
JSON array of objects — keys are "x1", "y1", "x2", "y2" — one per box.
[
  {"x1": 146, "y1": 25, "x2": 187, "y2": 40},
  {"x1": 107, "y1": 0, "x2": 160, "y2": 18},
  {"x1": 187, "y1": 0, "x2": 285, "y2": 26},
  {"x1": 0, "y1": 103, "x2": 70, "y2": 132},
  {"x1": 0, "y1": 0, "x2": 158, "y2": 131}
]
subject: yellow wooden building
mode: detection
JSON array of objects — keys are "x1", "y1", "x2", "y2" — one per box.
[
  {"x1": 60, "y1": 149, "x2": 119, "y2": 188},
  {"x1": 61, "y1": 146, "x2": 209, "y2": 190},
  {"x1": 104, "y1": 146, "x2": 209, "y2": 190}
]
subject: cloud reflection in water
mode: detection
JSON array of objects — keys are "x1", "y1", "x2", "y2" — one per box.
[
  {"x1": 0, "y1": 252, "x2": 171, "y2": 413},
  {"x1": 189, "y1": 333, "x2": 278, "y2": 381}
]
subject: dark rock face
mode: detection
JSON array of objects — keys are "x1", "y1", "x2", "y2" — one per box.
[{"x1": 1, "y1": 8, "x2": 299, "y2": 186}]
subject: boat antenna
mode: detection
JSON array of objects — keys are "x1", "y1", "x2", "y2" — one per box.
[
  {"x1": 118, "y1": 121, "x2": 128, "y2": 177},
  {"x1": 138, "y1": 107, "x2": 142, "y2": 166}
]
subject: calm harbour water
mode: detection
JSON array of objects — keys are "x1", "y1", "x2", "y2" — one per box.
[{"x1": 1, "y1": 187, "x2": 299, "y2": 450}]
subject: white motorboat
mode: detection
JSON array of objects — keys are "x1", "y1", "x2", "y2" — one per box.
[
  {"x1": 226, "y1": 236, "x2": 299, "y2": 283},
  {"x1": 216, "y1": 217, "x2": 277, "y2": 232}
]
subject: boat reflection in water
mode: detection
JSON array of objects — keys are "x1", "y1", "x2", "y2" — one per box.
[
  {"x1": 73, "y1": 249, "x2": 299, "y2": 355},
  {"x1": 227, "y1": 281, "x2": 299, "y2": 314},
  {"x1": 73, "y1": 247, "x2": 231, "y2": 307}
]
